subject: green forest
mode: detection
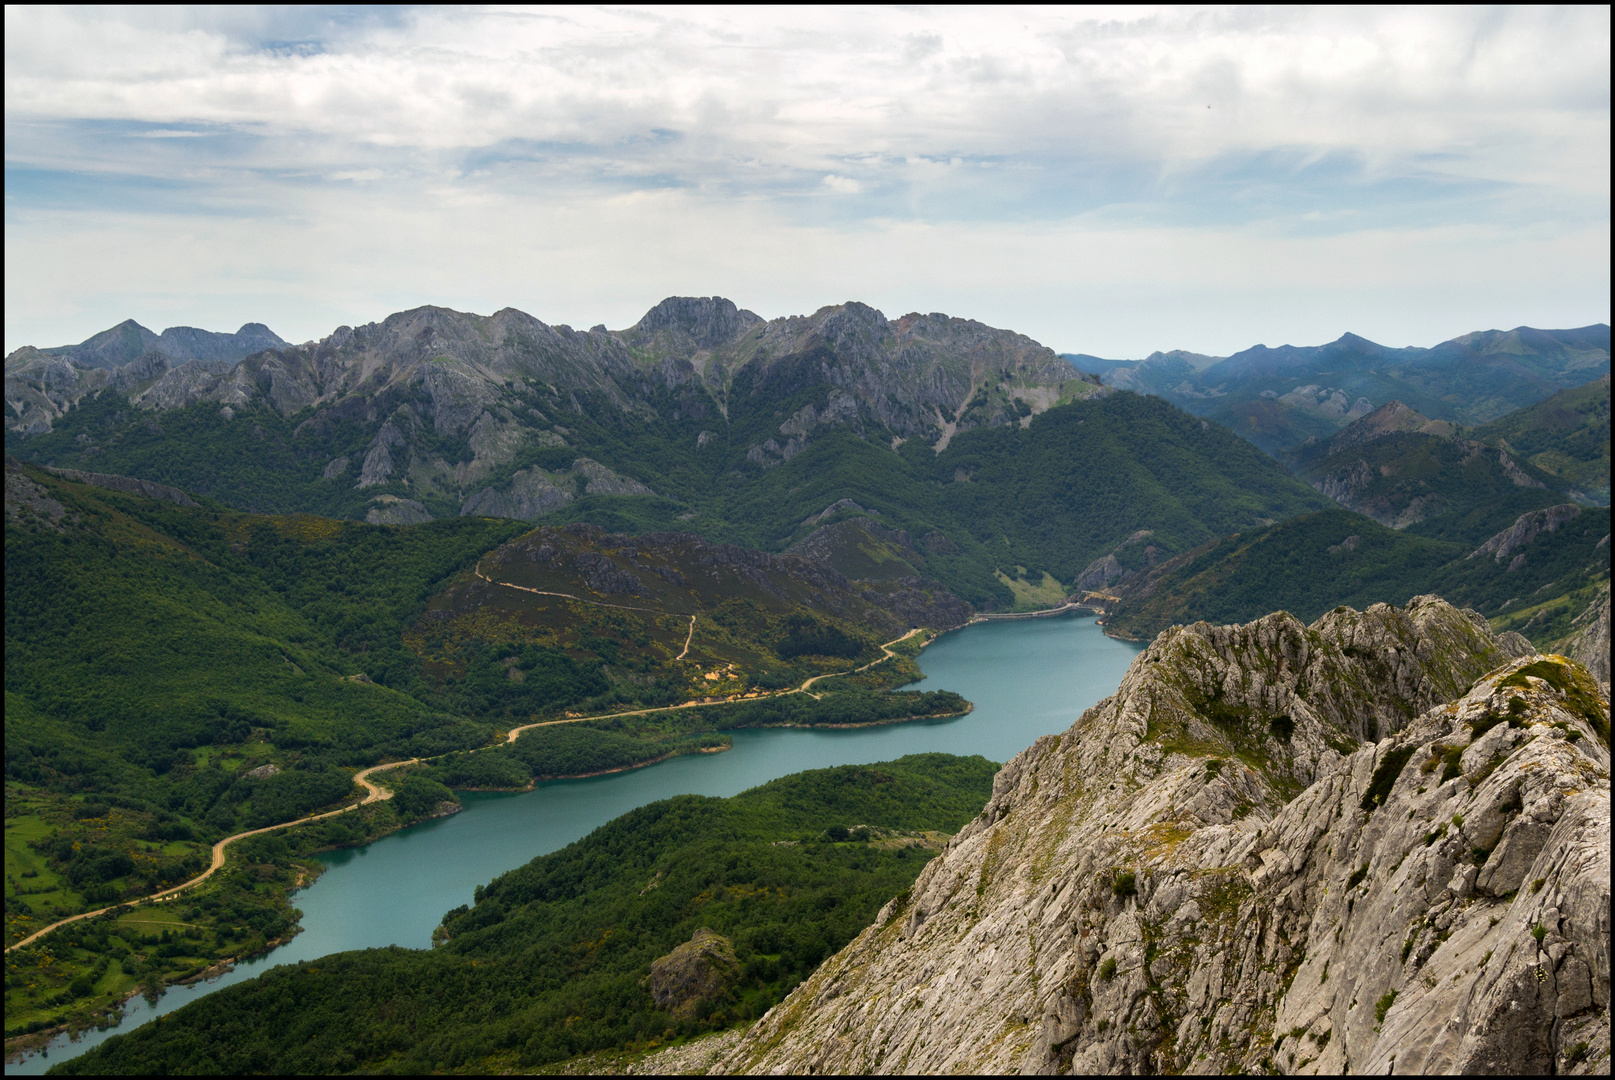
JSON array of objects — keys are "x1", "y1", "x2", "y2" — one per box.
[
  {"x1": 52, "y1": 755, "x2": 997, "y2": 1075},
  {"x1": 11, "y1": 385, "x2": 1333, "y2": 610},
  {"x1": 1105, "y1": 505, "x2": 1611, "y2": 643},
  {"x1": 4, "y1": 462, "x2": 976, "y2": 1040}
]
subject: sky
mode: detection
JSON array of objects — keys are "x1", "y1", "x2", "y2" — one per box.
[{"x1": 4, "y1": 5, "x2": 1610, "y2": 358}]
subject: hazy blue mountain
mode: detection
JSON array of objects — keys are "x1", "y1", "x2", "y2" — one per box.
[
  {"x1": 19, "y1": 319, "x2": 288, "y2": 369},
  {"x1": 1062, "y1": 323, "x2": 1610, "y2": 455}
]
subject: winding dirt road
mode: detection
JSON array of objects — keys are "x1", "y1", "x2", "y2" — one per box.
[
  {"x1": 4, "y1": 760, "x2": 417, "y2": 955},
  {"x1": 5, "y1": 571, "x2": 923, "y2": 957},
  {"x1": 471, "y1": 567, "x2": 699, "y2": 660}
]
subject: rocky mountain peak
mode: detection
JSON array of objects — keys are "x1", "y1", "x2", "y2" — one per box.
[
  {"x1": 625, "y1": 296, "x2": 764, "y2": 352},
  {"x1": 718, "y1": 596, "x2": 1610, "y2": 1075},
  {"x1": 1321, "y1": 399, "x2": 1453, "y2": 459}
]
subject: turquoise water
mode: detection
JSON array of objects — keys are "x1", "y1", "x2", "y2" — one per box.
[{"x1": 8, "y1": 615, "x2": 1141, "y2": 1073}]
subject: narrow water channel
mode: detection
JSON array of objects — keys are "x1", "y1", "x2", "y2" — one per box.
[{"x1": 11, "y1": 615, "x2": 1143, "y2": 1073}]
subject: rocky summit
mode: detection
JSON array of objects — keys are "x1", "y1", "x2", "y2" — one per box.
[
  {"x1": 3, "y1": 298, "x2": 1100, "y2": 513},
  {"x1": 716, "y1": 597, "x2": 1610, "y2": 1075}
]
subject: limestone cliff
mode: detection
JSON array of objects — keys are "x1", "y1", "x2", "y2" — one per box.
[
  {"x1": 719, "y1": 597, "x2": 1610, "y2": 1075},
  {"x1": 1562, "y1": 583, "x2": 1611, "y2": 691}
]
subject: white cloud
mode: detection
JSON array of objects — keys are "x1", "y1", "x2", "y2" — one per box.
[{"x1": 3, "y1": 5, "x2": 1609, "y2": 354}]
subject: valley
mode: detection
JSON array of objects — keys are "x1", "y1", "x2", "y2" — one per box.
[
  {"x1": 8, "y1": 610, "x2": 1144, "y2": 1073},
  {"x1": 2, "y1": 459, "x2": 967, "y2": 1048},
  {"x1": 4, "y1": 300, "x2": 1609, "y2": 1075}
]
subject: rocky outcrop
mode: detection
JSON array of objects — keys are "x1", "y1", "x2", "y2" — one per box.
[
  {"x1": 357, "y1": 421, "x2": 408, "y2": 488},
  {"x1": 648, "y1": 928, "x2": 742, "y2": 1020},
  {"x1": 458, "y1": 456, "x2": 656, "y2": 521},
  {"x1": 364, "y1": 496, "x2": 434, "y2": 526},
  {"x1": 1324, "y1": 400, "x2": 1450, "y2": 456},
  {"x1": 574, "y1": 457, "x2": 656, "y2": 497},
  {"x1": 1563, "y1": 584, "x2": 1611, "y2": 690},
  {"x1": 43, "y1": 467, "x2": 198, "y2": 507},
  {"x1": 718, "y1": 597, "x2": 1610, "y2": 1075},
  {"x1": 1074, "y1": 532, "x2": 1158, "y2": 593},
  {"x1": 1075, "y1": 554, "x2": 1124, "y2": 592},
  {"x1": 623, "y1": 296, "x2": 767, "y2": 356},
  {"x1": 4, "y1": 456, "x2": 69, "y2": 530},
  {"x1": 460, "y1": 468, "x2": 574, "y2": 520},
  {"x1": 857, "y1": 577, "x2": 974, "y2": 633},
  {"x1": 1313, "y1": 457, "x2": 1451, "y2": 529},
  {"x1": 1470, "y1": 503, "x2": 1582, "y2": 564}
]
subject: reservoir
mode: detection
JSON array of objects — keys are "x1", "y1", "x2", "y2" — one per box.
[{"x1": 10, "y1": 615, "x2": 1142, "y2": 1073}]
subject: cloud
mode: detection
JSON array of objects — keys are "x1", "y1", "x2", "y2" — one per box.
[{"x1": 3, "y1": 5, "x2": 1609, "y2": 354}]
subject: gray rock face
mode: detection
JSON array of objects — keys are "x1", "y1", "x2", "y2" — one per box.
[
  {"x1": 364, "y1": 496, "x2": 434, "y2": 526},
  {"x1": 43, "y1": 467, "x2": 197, "y2": 507},
  {"x1": 132, "y1": 359, "x2": 243, "y2": 411},
  {"x1": 1495, "y1": 629, "x2": 1538, "y2": 658},
  {"x1": 5, "y1": 349, "x2": 110, "y2": 434},
  {"x1": 626, "y1": 296, "x2": 766, "y2": 352},
  {"x1": 649, "y1": 928, "x2": 742, "y2": 1020},
  {"x1": 1076, "y1": 553, "x2": 1124, "y2": 591},
  {"x1": 4, "y1": 456, "x2": 69, "y2": 529},
  {"x1": 5, "y1": 300, "x2": 1095, "y2": 516},
  {"x1": 718, "y1": 597, "x2": 1610, "y2": 1075},
  {"x1": 358, "y1": 422, "x2": 407, "y2": 488},
  {"x1": 1563, "y1": 584, "x2": 1611, "y2": 690},
  {"x1": 1470, "y1": 503, "x2": 1583, "y2": 563},
  {"x1": 460, "y1": 468, "x2": 572, "y2": 520},
  {"x1": 574, "y1": 457, "x2": 656, "y2": 497}
]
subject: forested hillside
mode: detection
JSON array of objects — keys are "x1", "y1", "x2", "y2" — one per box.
[
  {"x1": 50, "y1": 755, "x2": 997, "y2": 1075},
  {"x1": 2, "y1": 460, "x2": 967, "y2": 1040},
  {"x1": 6, "y1": 299, "x2": 1333, "y2": 609},
  {"x1": 1104, "y1": 504, "x2": 1611, "y2": 645},
  {"x1": 6, "y1": 391, "x2": 1331, "y2": 611},
  {"x1": 1473, "y1": 372, "x2": 1610, "y2": 505}
]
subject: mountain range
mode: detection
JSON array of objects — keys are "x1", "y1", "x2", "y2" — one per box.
[
  {"x1": 49, "y1": 598, "x2": 1612, "y2": 1075},
  {"x1": 5, "y1": 300, "x2": 1610, "y2": 1074},
  {"x1": 5, "y1": 298, "x2": 1330, "y2": 610},
  {"x1": 1068, "y1": 324, "x2": 1610, "y2": 455}
]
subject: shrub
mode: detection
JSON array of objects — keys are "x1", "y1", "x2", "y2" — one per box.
[
  {"x1": 1374, "y1": 989, "x2": 1398, "y2": 1023},
  {"x1": 1099, "y1": 957, "x2": 1118, "y2": 981},
  {"x1": 1112, "y1": 871, "x2": 1137, "y2": 898},
  {"x1": 1360, "y1": 746, "x2": 1417, "y2": 810}
]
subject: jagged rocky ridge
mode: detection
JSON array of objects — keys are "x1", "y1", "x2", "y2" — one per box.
[
  {"x1": 718, "y1": 597, "x2": 1610, "y2": 1075},
  {"x1": 4, "y1": 298, "x2": 1099, "y2": 517}
]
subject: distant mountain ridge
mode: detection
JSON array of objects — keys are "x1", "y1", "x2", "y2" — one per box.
[
  {"x1": 5, "y1": 298, "x2": 1095, "y2": 446},
  {"x1": 9, "y1": 297, "x2": 1338, "y2": 609},
  {"x1": 20, "y1": 318, "x2": 287, "y2": 370},
  {"x1": 1065, "y1": 323, "x2": 1610, "y2": 455}
]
